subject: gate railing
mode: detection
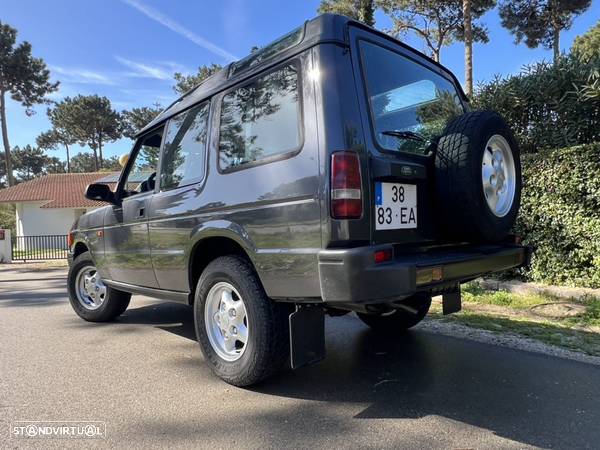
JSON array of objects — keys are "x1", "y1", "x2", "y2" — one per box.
[{"x1": 11, "y1": 235, "x2": 68, "y2": 261}]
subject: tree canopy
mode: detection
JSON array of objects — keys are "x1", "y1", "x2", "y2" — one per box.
[
  {"x1": 173, "y1": 64, "x2": 222, "y2": 95},
  {"x1": 49, "y1": 95, "x2": 122, "y2": 170},
  {"x1": 377, "y1": 0, "x2": 494, "y2": 63},
  {"x1": 318, "y1": 0, "x2": 376, "y2": 26},
  {"x1": 11, "y1": 145, "x2": 64, "y2": 181},
  {"x1": 572, "y1": 20, "x2": 600, "y2": 63},
  {"x1": 36, "y1": 103, "x2": 79, "y2": 173},
  {"x1": 121, "y1": 104, "x2": 163, "y2": 139},
  {"x1": 499, "y1": 0, "x2": 591, "y2": 63},
  {"x1": 0, "y1": 21, "x2": 58, "y2": 186}
]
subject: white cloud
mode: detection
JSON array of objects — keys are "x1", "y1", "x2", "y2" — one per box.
[
  {"x1": 50, "y1": 65, "x2": 115, "y2": 85},
  {"x1": 121, "y1": 0, "x2": 239, "y2": 62},
  {"x1": 115, "y1": 56, "x2": 172, "y2": 80}
]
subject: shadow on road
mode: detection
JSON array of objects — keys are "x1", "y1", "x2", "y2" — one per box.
[{"x1": 116, "y1": 302, "x2": 600, "y2": 449}]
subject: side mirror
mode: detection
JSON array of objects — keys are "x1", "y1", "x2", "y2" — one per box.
[{"x1": 85, "y1": 183, "x2": 116, "y2": 204}]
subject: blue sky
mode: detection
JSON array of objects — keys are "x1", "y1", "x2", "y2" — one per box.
[{"x1": 2, "y1": 0, "x2": 598, "y2": 163}]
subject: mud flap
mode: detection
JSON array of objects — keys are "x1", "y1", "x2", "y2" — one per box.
[
  {"x1": 442, "y1": 285, "x2": 462, "y2": 315},
  {"x1": 289, "y1": 305, "x2": 325, "y2": 369}
]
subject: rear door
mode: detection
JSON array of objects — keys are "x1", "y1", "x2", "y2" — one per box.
[
  {"x1": 147, "y1": 101, "x2": 211, "y2": 292},
  {"x1": 349, "y1": 26, "x2": 467, "y2": 245}
]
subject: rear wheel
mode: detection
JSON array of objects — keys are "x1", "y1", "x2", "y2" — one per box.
[
  {"x1": 194, "y1": 255, "x2": 291, "y2": 387},
  {"x1": 67, "y1": 251, "x2": 130, "y2": 322},
  {"x1": 357, "y1": 293, "x2": 432, "y2": 332}
]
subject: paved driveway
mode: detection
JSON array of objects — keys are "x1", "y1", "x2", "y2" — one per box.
[{"x1": 1, "y1": 269, "x2": 599, "y2": 449}]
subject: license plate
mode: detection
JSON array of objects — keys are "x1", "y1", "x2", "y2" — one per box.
[{"x1": 375, "y1": 182, "x2": 417, "y2": 230}]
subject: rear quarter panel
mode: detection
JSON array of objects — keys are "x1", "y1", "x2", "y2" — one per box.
[{"x1": 148, "y1": 50, "x2": 323, "y2": 299}]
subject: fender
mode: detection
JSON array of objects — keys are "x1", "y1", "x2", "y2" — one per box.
[{"x1": 186, "y1": 220, "x2": 257, "y2": 262}]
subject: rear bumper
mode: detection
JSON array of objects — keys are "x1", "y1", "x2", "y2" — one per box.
[{"x1": 318, "y1": 243, "x2": 530, "y2": 303}]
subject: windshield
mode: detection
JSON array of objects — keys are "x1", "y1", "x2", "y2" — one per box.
[{"x1": 359, "y1": 40, "x2": 465, "y2": 155}]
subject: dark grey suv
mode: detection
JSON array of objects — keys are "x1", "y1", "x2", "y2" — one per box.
[{"x1": 67, "y1": 14, "x2": 528, "y2": 386}]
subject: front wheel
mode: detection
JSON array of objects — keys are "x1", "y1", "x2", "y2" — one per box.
[
  {"x1": 357, "y1": 293, "x2": 432, "y2": 332},
  {"x1": 67, "y1": 251, "x2": 131, "y2": 322},
  {"x1": 194, "y1": 255, "x2": 291, "y2": 387}
]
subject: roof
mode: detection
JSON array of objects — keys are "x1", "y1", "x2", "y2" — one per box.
[
  {"x1": 138, "y1": 14, "x2": 467, "y2": 137},
  {"x1": 0, "y1": 173, "x2": 118, "y2": 208}
]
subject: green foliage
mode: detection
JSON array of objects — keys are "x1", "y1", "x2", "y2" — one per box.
[
  {"x1": 572, "y1": 20, "x2": 600, "y2": 63},
  {"x1": 0, "y1": 203, "x2": 15, "y2": 234},
  {"x1": 473, "y1": 54, "x2": 600, "y2": 154},
  {"x1": 515, "y1": 144, "x2": 600, "y2": 288},
  {"x1": 11, "y1": 145, "x2": 64, "y2": 181},
  {"x1": 69, "y1": 152, "x2": 98, "y2": 173},
  {"x1": 498, "y1": 0, "x2": 591, "y2": 62},
  {"x1": 318, "y1": 0, "x2": 375, "y2": 26},
  {"x1": 173, "y1": 64, "x2": 222, "y2": 95},
  {"x1": 377, "y1": 0, "x2": 494, "y2": 62},
  {"x1": 48, "y1": 95, "x2": 122, "y2": 170},
  {"x1": 0, "y1": 21, "x2": 59, "y2": 186},
  {"x1": 121, "y1": 104, "x2": 162, "y2": 139}
]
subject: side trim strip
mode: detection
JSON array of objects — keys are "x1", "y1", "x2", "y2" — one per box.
[{"x1": 104, "y1": 279, "x2": 189, "y2": 304}]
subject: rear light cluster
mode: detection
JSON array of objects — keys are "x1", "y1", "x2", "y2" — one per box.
[
  {"x1": 67, "y1": 231, "x2": 74, "y2": 249},
  {"x1": 330, "y1": 151, "x2": 362, "y2": 219}
]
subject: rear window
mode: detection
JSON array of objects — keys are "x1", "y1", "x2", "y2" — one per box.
[
  {"x1": 359, "y1": 40, "x2": 464, "y2": 155},
  {"x1": 219, "y1": 64, "x2": 301, "y2": 170}
]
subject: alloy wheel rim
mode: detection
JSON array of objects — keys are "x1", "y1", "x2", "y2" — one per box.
[
  {"x1": 204, "y1": 282, "x2": 249, "y2": 362},
  {"x1": 481, "y1": 134, "x2": 516, "y2": 218},
  {"x1": 75, "y1": 265, "x2": 107, "y2": 310}
]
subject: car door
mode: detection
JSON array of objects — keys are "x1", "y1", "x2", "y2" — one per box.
[
  {"x1": 103, "y1": 127, "x2": 163, "y2": 288},
  {"x1": 147, "y1": 102, "x2": 211, "y2": 292}
]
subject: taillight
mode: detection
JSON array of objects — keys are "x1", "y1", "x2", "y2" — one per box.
[
  {"x1": 67, "y1": 231, "x2": 74, "y2": 249},
  {"x1": 331, "y1": 151, "x2": 362, "y2": 219}
]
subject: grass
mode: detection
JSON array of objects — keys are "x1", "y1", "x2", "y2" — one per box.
[{"x1": 430, "y1": 281, "x2": 600, "y2": 356}]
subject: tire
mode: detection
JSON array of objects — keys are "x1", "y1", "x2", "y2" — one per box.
[
  {"x1": 67, "y1": 251, "x2": 131, "y2": 322},
  {"x1": 357, "y1": 293, "x2": 432, "y2": 332},
  {"x1": 193, "y1": 255, "x2": 291, "y2": 387},
  {"x1": 435, "y1": 111, "x2": 521, "y2": 241}
]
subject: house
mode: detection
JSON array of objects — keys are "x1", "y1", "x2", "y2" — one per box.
[{"x1": 0, "y1": 173, "x2": 117, "y2": 237}]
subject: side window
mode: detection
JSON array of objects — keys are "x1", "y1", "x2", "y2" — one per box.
[
  {"x1": 122, "y1": 129, "x2": 162, "y2": 197},
  {"x1": 219, "y1": 64, "x2": 301, "y2": 170},
  {"x1": 160, "y1": 102, "x2": 210, "y2": 191}
]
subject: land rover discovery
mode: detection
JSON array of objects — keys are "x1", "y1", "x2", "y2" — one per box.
[{"x1": 67, "y1": 14, "x2": 528, "y2": 386}]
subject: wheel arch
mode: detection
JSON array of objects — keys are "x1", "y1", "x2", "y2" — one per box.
[
  {"x1": 187, "y1": 223, "x2": 257, "y2": 305},
  {"x1": 73, "y1": 241, "x2": 89, "y2": 259}
]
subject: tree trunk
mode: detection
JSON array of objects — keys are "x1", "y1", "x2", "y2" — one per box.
[
  {"x1": 553, "y1": 24, "x2": 560, "y2": 64},
  {"x1": 463, "y1": 0, "x2": 473, "y2": 97},
  {"x1": 64, "y1": 143, "x2": 71, "y2": 173},
  {"x1": 433, "y1": 47, "x2": 440, "y2": 63},
  {"x1": 92, "y1": 148, "x2": 98, "y2": 171},
  {"x1": 98, "y1": 137, "x2": 103, "y2": 170},
  {"x1": 0, "y1": 91, "x2": 15, "y2": 187}
]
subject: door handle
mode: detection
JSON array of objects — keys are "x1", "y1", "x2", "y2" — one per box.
[{"x1": 138, "y1": 208, "x2": 145, "y2": 218}]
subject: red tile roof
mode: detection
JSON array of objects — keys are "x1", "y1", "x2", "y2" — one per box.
[{"x1": 0, "y1": 173, "x2": 117, "y2": 208}]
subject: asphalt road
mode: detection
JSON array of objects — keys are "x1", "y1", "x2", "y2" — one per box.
[{"x1": 1, "y1": 270, "x2": 600, "y2": 449}]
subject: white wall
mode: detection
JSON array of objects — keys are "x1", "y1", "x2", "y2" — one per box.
[{"x1": 15, "y1": 202, "x2": 90, "y2": 236}]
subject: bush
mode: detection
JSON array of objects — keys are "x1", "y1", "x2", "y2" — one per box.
[
  {"x1": 473, "y1": 54, "x2": 600, "y2": 154},
  {"x1": 0, "y1": 204, "x2": 15, "y2": 235},
  {"x1": 516, "y1": 144, "x2": 600, "y2": 288}
]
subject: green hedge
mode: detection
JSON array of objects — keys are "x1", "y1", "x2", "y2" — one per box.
[
  {"x1": 473, "y1": 55, "x2": 600, "y2": 154},
  {"x1": 516, "y1": 144, "x2": 600, "y2": 288}
]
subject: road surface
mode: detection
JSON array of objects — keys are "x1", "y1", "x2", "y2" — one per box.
[{"x1": 1, "y1": 268, "x2": 599, "y2": 449}]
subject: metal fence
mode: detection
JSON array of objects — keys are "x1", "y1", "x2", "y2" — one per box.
[{"x1": 11, "y1": 235, "x2": 68, "y2": 261}]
